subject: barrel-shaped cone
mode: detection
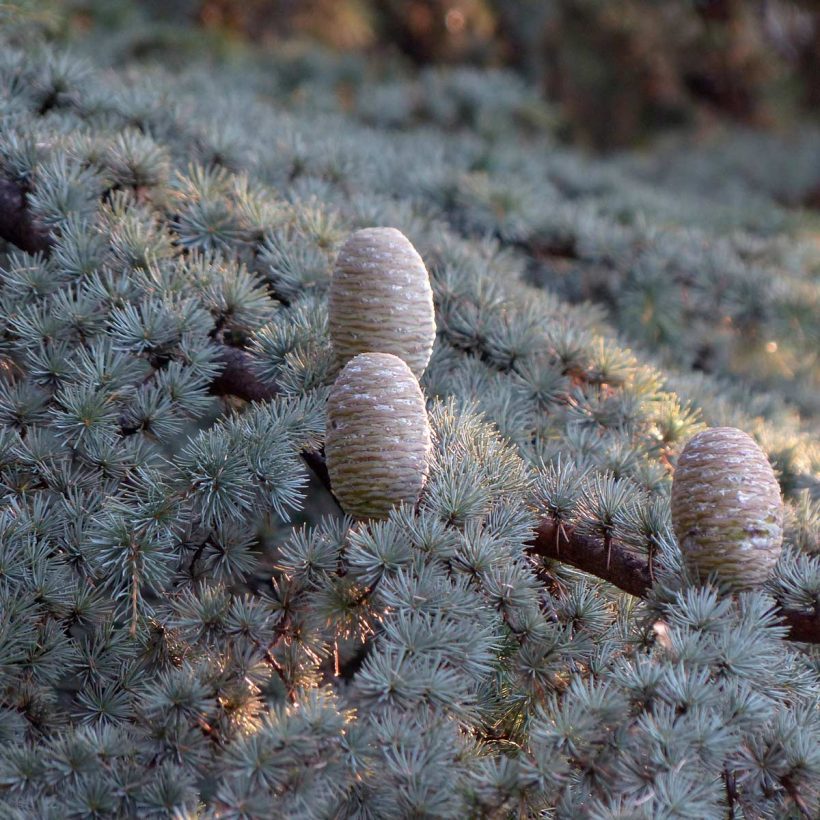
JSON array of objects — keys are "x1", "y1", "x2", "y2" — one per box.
[
  {"x1": 329, "y1": 227, "x2": 435, "y2": 379},
  {"x1": 671, "y1": 426, "x2": 783, "y2": 591},
  {"x1": 326, "y1": 352, "x2": 432, "y2": 520}
]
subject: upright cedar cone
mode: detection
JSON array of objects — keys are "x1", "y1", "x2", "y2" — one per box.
[
  {"x1": 671, "y1": 427, "x2": 784, "y2": 590},
  {"x1": 329, "y1": 227, "x2": 435, "y2": 379},
  {"x1": 326, "y1": 352, "x2": 432, "y2": 520}
]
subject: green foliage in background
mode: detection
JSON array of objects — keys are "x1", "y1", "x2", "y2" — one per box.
[{"x1": 0, "y1": 4, "x2": 819, "y2": 818}]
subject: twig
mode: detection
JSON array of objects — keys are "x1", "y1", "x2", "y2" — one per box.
[
  {"x1": 129, "y1": 537, "x2": 140, "y2": 637},
  {"x1": 723, "y1": 764, "x2": 738, "y2": 817}
]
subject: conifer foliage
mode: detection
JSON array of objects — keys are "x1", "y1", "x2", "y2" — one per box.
[{"x1": 0, "y1": 7, "x2": 819, "y2": 818}]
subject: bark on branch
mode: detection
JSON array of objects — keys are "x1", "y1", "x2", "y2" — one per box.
[
  {"x1": 2, "y1": 176, "x2": 818, "y2": 644},
  {"x1": 211, "y1": 346, "x2": 278, "y2": 403},
  {"x1": 530, "y1": 519, "x2": 820, "y2": 644},
  {"x1": 0, "y1": 178, "x2": 52, "y2": 255},
  {"x1": 209, "y1": 347, "x2": 335, "y2": 504}
]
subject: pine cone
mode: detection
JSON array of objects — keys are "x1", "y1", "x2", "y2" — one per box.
[
  {"x1": 326, "y1": 352, "x2": 432, "y2": 520},
  {"x1": 329, "y1": 227, "x2": 435, "y2": 379},
  {"x1": 671, "y1": 427, "x2": 784, "y2": 590}
]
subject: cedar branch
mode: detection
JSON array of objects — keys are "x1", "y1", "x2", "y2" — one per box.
[
  {"x1": 206, "y1": 356, "x2": 820, "y2": 645},
  {"x1": 1, "y1": 176, "x2": 818, "y2": 644}
]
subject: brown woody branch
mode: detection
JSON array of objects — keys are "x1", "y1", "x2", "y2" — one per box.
[
  {"x1": 209, "y1": 347, "x2": 336, "y2": 505},
  {"x1": 2, "y1": 177, "x2": 818, "y2": 644},
  {"x1": 530, "y1": 520, "x2": 820, "y2": 644},
  {"x1": 0, "y1": 178, "x2": 52, "y2": 255},
  {"x1": 211, "y1": 346, "x2": 278, "y2": 403},
  {"x1": 532, "y1": 520, "x2": 651, "y2": 598}
]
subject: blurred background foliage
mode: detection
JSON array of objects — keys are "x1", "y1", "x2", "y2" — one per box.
[
  {"x1": 3, "y1": 0, "x2": 819, "y2": 434},
  {"x1": 10, "y1": 0, "x2": 820, "y2": 150}
]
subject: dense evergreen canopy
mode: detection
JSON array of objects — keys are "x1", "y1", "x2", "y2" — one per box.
[{"x1": 0, "y1": 5, "x2": 818, "y2": 817}]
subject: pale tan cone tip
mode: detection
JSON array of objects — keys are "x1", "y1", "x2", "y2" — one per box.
[
  {"x1": 326, "y1": 352, "x2": 432, "y2": 521},
  {"x1": 671, "y1": 426, "x2": 784, "y2": 591},
  {"x1": 329, "y1": 227, "x2": 436, "y2": 380}
]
